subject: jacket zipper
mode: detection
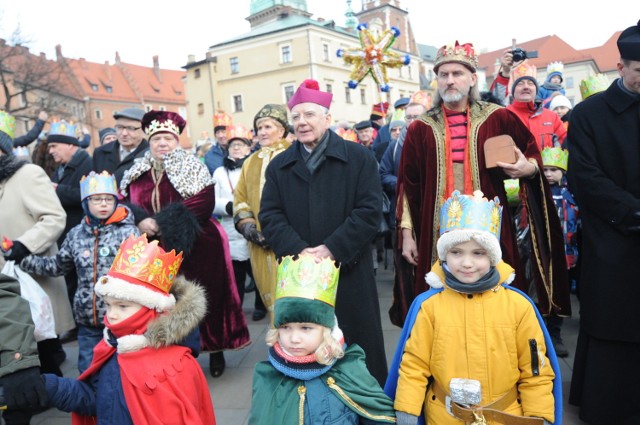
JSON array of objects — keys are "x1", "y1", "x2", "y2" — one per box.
[{"x1": 529, "y1": 339, "x2": 539, "y2": 376}]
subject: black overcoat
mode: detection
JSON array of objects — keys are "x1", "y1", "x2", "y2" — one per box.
[
  {"x1": 92, "y1": 139, "x2": 149, "y2": 185},
  {"x1": 260, "y1": 130, "x2": 388, "y2": 384},
  {"x1": 567, "y1": 79, "x2": 640, "y2": 341}
]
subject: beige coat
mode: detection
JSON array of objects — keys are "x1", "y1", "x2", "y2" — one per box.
[{"x1": 0, "y1": 162, "x2": 75, "y2": 334}]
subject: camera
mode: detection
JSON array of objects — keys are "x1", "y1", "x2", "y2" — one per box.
[{"x1": 511, "y1": 47, "x2": 539, "y2": 62}]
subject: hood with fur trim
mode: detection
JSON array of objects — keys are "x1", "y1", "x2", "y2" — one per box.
[{"x1": 425, "y1": 259, "x2": 515, "y2": 289}]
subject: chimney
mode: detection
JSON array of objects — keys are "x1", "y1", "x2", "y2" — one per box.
[
  {"x1": 55, "y1": 44, "x2": 63, "y2": 60},
  {"x1": 153, "y1": 55, "x2": 161, "y2": 81},
  {"x1": 115, "y1": 51, "x2": 121, "y2": 64},
  {"x1": 187, "y1": 54, "x2": 196, "y2": 64}
]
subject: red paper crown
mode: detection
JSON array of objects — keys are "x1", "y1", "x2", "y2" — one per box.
[
  {"x1": 226, "y1": 124, "x2": 251, "y2": 140},
  {"x1": 213, "y1": 112, "x2": 233, "y2": 128}
]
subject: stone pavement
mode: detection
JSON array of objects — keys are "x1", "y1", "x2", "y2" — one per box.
[{"x1": 8, "y1": 264, "x2": 585, "y2": 425}]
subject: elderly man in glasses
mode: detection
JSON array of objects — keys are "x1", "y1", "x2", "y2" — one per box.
[{"x1": 92, "y1": 108, "x2": 149, "y2": 185}]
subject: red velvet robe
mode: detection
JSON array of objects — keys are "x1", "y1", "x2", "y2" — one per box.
[
  {"x1": 124, "y1": 172, "x2": 250, "y2": 351},
  {"x1": 397, "y1": 101, "x2": 571, "y2": 318}
]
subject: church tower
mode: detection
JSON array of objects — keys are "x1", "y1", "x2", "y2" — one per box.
[{"x1": 354, "y1": 0, "x2": 418, "y2": 55}]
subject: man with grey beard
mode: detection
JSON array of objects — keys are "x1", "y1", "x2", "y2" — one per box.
[{"x1": 394, "y1": 41, "x2": 571, "y2": 324}]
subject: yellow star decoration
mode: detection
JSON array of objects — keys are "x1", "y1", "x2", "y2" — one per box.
[{"x1": 337, "y1": 18, "x2": 410, "y2": 92}]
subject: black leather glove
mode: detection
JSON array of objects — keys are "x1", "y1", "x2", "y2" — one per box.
[
  {"x1": 3, "y1": 240, "x2": 30, "y2": 263},
  {"x1": 0, "y1": 366, "x2": 49, "y2": 409},
  {"x1": 225, "y1": 201, "x2": 233, "y2": 216},
  {"x1": 239, "y1": 223, "x2": 269, "y2": 248}
]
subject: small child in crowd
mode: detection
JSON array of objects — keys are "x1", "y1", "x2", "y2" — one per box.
[
  {"x1": 20, "y1": 171, "x2": 139, "y2": 373},
  {"x1": 386, "y1": 191, "x2": 560, "y2": 425},
  {"x1": 249, "y1": 254, "x2": 395, "y2": 425},
  {"x1": 39, "y1": 234, "x2": 216, "y2": 424},
  {"x1": 542, "y1": 146, "x2": 579, "y2": 356}
]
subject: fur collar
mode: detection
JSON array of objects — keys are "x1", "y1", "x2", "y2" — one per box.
[
  {"x1": 425, "y1": 259, "x2": 515, "y2": 289},
  {"x1": 120, "y1": 149, "x2": 214, "y2": 199},
  {"x1": 0, "y1": 155, "x2": 27, "y2": 184}
]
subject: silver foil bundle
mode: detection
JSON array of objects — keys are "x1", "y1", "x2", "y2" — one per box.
[{"x1": 449, "y1": 378, "x2": 482, "y2": 406}]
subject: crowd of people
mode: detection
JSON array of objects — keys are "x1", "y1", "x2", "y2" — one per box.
[{"x1": 0, "y1": 19, "x2": 639, "y2": 425}]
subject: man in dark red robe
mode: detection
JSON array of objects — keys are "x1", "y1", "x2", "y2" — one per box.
[{"x1": 395, "y1": 41, "x2": 570, "y2": 322}]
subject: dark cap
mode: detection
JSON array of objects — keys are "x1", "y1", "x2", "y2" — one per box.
[
  {"x1": 512, "y1": 76, "x2": 539, "y2": 96},
  {"x1": 354, "y1": 120, "x2": 372, "y2": 130},
  {"x1": 228, "y1": 137, "x2": 252, "y2": 146},
  {"x1": 99, "y1": 128, "x2": 116, "y2": 143},
  {"x1": 113, "y1": 108, "x2": 145, "y2": 122},
  {"x1": 394, "y1": 97, "x2": 411, "y2": 109},
  {"x1": 618, "y1": 20, "x2": 640, "y2": 61}
]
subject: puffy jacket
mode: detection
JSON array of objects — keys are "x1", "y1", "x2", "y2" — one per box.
[
  {"x1": 507, "y1": 101, "x2": 567, "y2": 149},
  {"x1": 20, "y1": 206, "x2": 139, "y2": 327}
]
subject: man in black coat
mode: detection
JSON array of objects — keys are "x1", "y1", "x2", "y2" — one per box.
[
  {"x1": 92, "y1": 108, "x2": 148, "y2": 184},
  {"x1": 567, "y1": 20, "x2": 640, "y2": 424},
  {"x1": 259, "y1": 79, "x2": 388, "y2": 385}
]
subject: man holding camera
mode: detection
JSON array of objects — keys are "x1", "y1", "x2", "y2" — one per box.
[{"x1": 396, "y1": 41, "x2": 570, "y2": 324}]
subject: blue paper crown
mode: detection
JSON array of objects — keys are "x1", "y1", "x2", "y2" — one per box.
[
  {"x1": 49, "y1": 120, "x2": 78, "y2": 138},
  {"x1": 80, "y1": 171, "x2": 118, "y2": 200},
  {"x1": 439, "y1": 190, "x2": 502, "y2": 239}
]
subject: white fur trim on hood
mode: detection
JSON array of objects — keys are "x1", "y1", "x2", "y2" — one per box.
[
  {"x1": 436, "y1": 229, "x2": 502, "y2": 266},
  {"x1": 95, "y1": 275, "x2": 176, "y2": 312}
]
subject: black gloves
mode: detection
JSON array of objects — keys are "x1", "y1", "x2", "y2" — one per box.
[
  {"x1": 239, "y1": 223, "x2": 269, "y2": 248},
  {"x1": 225, "y1": 201, "x2": 234, "y2": 216},
  {"x1": 3, "y1": 240, "x2": 30, "y2": 263},
  {"x1": 0, "y1": 366, "x2": 49, "y2": 409}
]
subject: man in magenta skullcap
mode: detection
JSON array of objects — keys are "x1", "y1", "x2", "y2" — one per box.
[{"x1": 259, "y1": 79, "x2": 389, "y2": 385}]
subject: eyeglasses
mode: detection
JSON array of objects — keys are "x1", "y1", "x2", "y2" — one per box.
[
  {"x1": 115, "y1": 125, "x2": 141, "y2": 133},
  {"x1": 88, "y1": 196, "x2": 116, "y2": 205}
]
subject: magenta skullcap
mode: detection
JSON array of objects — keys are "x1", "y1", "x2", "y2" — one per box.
[{"x1": 287, "y1": 79, "x2": 333, "y2": 110}]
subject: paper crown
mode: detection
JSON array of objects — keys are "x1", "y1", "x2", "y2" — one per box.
[
  {"x1": 274, "y1": 254, "x2": 340, "y2": 327},
  {"x1": 287, "y1": 79, "x2": 333, "y2": 110},
  {"x1": 546, "y1": 61, "x2": 564, "y2": 75},
  {"x1": 434, "y1": 41, "x2": 478, "y2": 72},
  {"x1": 371, "y1": 101, "x2": 389, "y2": 118},
  {"x1": 48, "y1": 120, "x2": 79, "y2": 145},
  {"x1": 580, "y1": 74, "x2": 609, "y2": 100},
  {"x1": 96, "y1": 234, "x2": 183, "y2": 311},
  {"x1": 511, "y1": 62, "x2": 537, "y2": 80},
  {"x1": 213, "y1": 111, "x2": 233, "y2": 129},
  {"x1": 0, "y1": 111, "x2": 16, "y2": 139},
  {"x1": 439, "y1": 190, "x2": 502, "y2": 239},
  {"x1": 142, "y1": 110, "x2": 186, "y2": 139},
  {"x1": 226, "y1": 124, "x2": 251, "y2": 140},
  {"x1": 409, "y1": 90, "x2": 432, "y2": 110},
  {"x1": 80, "y1": 171, "x2": 118, "y2": 200},
  {"x1": 541, "y1": 147, "x2": 569, "y2": 171},
  {"x1": 503, "y1": 179, "x2": 521, "y2": 207},
  {"x1": 335, "y1": 127, "x2": 357, "y2": 142}
]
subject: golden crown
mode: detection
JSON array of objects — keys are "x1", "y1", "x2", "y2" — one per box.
[
  {"x1": 275, "y1": 255, "x2": 339, "y2": 307},
  {"x1": 213, "y1": 112, "x2": 233, "y2": 127},
  {"x1": 107, "y1": 234, "x2": 183, "y2": 295},
  {"x1": 409, "y1": 90, "x2": 432, "y2": 110},
  {"x1": 145, "y1": 119, "x2": 180, "y2": 138},
  {"x1": 226, "y1": 124, "x2": 251, "y2": 140},
  {"x1": 434, "y1": 41, "x2": 478, "y2": 71},
  {"x1": 0, "y1": 111, "x2": 16, "y2": 139},
  {"x1": 511, "y1": 62, "x2": 537, "y2": 80},
  {"x1": 541, "y1": 147, "x2": 569, "y2": 171},
  {"x1": 546, "y1": 61, "x2": 564, "y2": 74},
  {"x1": 439, "y1": 190, "x2": 502, "y2": 239},
  {"x1": 580, "y1": 74, "x2": 609, "y2": 100}
]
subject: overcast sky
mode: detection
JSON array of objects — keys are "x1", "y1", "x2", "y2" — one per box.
[{"x1": 0, "y1": 1, "x2": 633, "y2": 70}]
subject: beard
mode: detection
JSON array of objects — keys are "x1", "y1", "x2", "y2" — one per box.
[{"x1": 440, "y1": 88, "x2": 465, "y2": 103}]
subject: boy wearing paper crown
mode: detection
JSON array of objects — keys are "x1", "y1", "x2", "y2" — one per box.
[
  {"x1": 386, "y1": 191, "x2": 561, "y2": 425},
  {"x1": 19, "y1": 171, "x2": 140, "y2": 373},
  {"x1": 249, "y1": 254, "x2": 395, "y2": 424},
  {"x1": 39, "y1": 234, "x2": 216, "y2": 424}
]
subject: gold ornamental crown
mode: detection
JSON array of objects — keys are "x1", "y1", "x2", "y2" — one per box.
[
  {"x1": 434, "y1": 41, "x2": 478, "y2": 72},
  {"x1": 275, "y1": 254, "x2": 339, "y2": 307}
]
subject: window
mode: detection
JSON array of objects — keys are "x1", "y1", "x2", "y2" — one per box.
[
  {"x1": 95, "y1": 109, "x2": 103, "y2": 120},
  {"x1": 233, "y1": 95, "x2": 243, "y2": 112},
  {"x1": 360, "y1": 88, "x2": 366, "y2": 105},
  {"x1": 197, "y1": 103, "x2": 205, "y2": 115},
  {"x1": 326, "y1": 83, "x2": 333, "y2": 93},
  {"x1": 144, "y1": 104, "x2": 152, "y2": 112},
  {"x1": 194, "y1": 68, "x2": 201, "y2": 79},
  {"x1": 159, "y1": 105, "x2": 166, "y2": 111},
  {"x1": 230, "y1": 57, "x2": 239, "y2": 74},
  {"x1": 565, "y1": 76, "x2": 574, "y2": 89},
  {"x1": 91, "y1": 83, "x2": 98, "y2": 91},
  {"x1": 323, "y1": 43, "x2": 330, "y2": 62},
  {"x1": 105, "y1": 86, "x2": 113, "y2": 93},
  {"x1": 281, "y1": 45, "x2": 292, "y2": 64},
  {"x1": 284, "y1": 85, "x2": 295, "y2": 103},
  {"x1": 345, "y1": 86, "x2": 352, "y2": 104},
  {"x1": 399, "y1": 66, "x2": 403, "y2": 78},
  {"x1": 408, "y1": 65, "x2": 412, "y2": 80}
]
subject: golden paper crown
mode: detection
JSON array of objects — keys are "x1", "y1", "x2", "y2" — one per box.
[
  {"x1": 335, "y1": 128, "x2": 357, "y2": 142},
  {"x1": 213, "y1": 112, "x2": 232, "y2": 128},
  {"x1": 511, "y1": 62, "x2": 537, "y2": 80},
  {"x1": 439, "y1": 190, "x2": 502, "y2": 239},
  {"x1": 409, "y1": 90, "x2": 432, "y2": 109},
  {"x1": 107, "y1": 234, "x2": 183, "y2": 295},
  {"x1": 0, "y1": 111, "x2": 16, "y2": 139},
  {"x1": 226, "y1": 124, "x2": 251, "y2": 140},
  {"x1": 541, "y1": 146, "x2": 569, "y2": 171},
  {"x1": 434, "y1": 41, "x2": 478, "y2": 72},
  {"x1": 546, "y1": 61, "x2": 564, "y2": 75},
  {"x1": 580, "y1": 74, "x2": 609, "y2": 100},
  {"x1": 275, "y1": 255, "x2": 339, "y2": 307}
]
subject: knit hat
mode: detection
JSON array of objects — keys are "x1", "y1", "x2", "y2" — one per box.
[
  {"x1": 511, "y1": 76, "x2": 539, "y2": 96},
  {"x1": 0, "y1": 111, "x2": 16, "y2": 155},
  {"x1": 141, "y1": 110, "x2": 186, "y2": 140},
  {"x1": 274, "y1": 255, "x2": 339, "y2": 328},
  {"x1": 95, "y1": 234, "x2": 183, "y2": 312},
  {"x1": 617, "y1": 19, "x2": 640, "y2": 61},
  {"x1": 436, "y1": 191, "x2": 503, "y2": 266},
  {"x1": 254, "y1": 104, "x2": 289, "y2": 137},
  {"x1": 99, "y1": 127, "x2": 117, "y2": 144},
  {"x1": 288, "y1": 79, "x2": 333, "y2": 110},
  {"x1": 113, "y1": 108, "x2": 145, "y2": 122},
  {"x1": 549, "y1": 95, "x2": 572, "y2": 112},
  {"x1": 48, "y1": 120, "x2": 80, "y2": 145},
  {"x1": 390, "y1": 120, "x2": 405, "y2": 130}
]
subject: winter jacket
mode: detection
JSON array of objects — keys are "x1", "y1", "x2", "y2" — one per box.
[
  {"x1": 507, "y1": 101, "x2": 567, "y2": 149},
  {"x1": 13, "y1": 119, "x2": 46, "y2": 148},
  {"x1": 20, "y1": 206, "x2": 139, "y2": 327},
  {"x1": 43, "y1": 277, "x2": 209, "y2": 423},
  {"x1": 550, "y1": 184, "x2": 579, "y2": 269},
  {"x1": 204, "y1": 143, "x2": 227, "y2": 174},
  {"x1": 394, "y1": 261, "x2": 555, "y2": 424}
]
